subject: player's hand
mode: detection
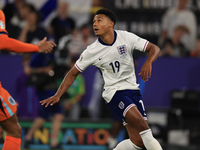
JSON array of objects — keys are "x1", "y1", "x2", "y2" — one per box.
[
  {"x1": 38, "y1": 37, "x2": 57, "y2": 53},
  {"x1": 138, "y1": 60, "x2": 152, "y2": 82},
  {"x1": 40, "y1": 95, "x2": 60, "y2": 107}
]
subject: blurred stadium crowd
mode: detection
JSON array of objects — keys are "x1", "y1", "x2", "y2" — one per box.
[
  {"x1": 1, "y1": 0, "x2": 102, "y2": 119},
  {"x1": 1, "y1": 0, "x2": 200, "y2": 149}
]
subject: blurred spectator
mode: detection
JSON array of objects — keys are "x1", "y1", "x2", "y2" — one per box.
[
  {"x1": 190, "y1": 39, "x2": 200, "y2": 58},
  {"x1": 17, "y1": 12, "x2": 63, "y2": 147},
  {"x1": 108, "y1": 118, "x2": 124, "y2": 150},
  {"x1": 49, "y1": 1, "x2": 75, "y2": 41},
  {"x1": 55, "y1": 24, "x2": 96, "y2": 65},
  {"x1": 7, "y1": 3, "x2": 36, "y2": 38},
  {"x1": 58, "y1": 57, "x2": 85, "y2": 120},
  {"x1": 69, "y1": 24, "x2": 96, "y2": 57},
  {"x1": 54, "y1": 33, "x2": 72, "y2": 67},
  {"x1": 3, "y1": 0, "x2": 25, "y2": 28},
  {"x1": 24, "y1": 53, "x2": 64, "y2": 149},
  {"x1": 15, "y1": 54, "x2": 39, "y2": 120},
  {"x1": 46, "y1": 24, "x2": 58, "y2": 45},
  {"x1": 160, "y1": 0, "x2": 197, "y2": 50},
  {"x1": 88, "y1": 70, "x2": 103, "y2": 120},
  {"x1": 54, "y1": 23, "x2": 96, "y2": 120},
  {"x1": 91, "y1": 0, "x2": 104, "y2": 13},
  {"x1": 16, "y1": 10, "x2": 47, "y2": 44},
  {"x1": 159, "y1": 25, "x2": 189, "y2": 57},
  {"x1": 90, "y1": 0, "x2": 104, "y2": 24}
]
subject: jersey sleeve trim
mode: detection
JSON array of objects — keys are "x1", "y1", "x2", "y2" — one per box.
[
  {"x1": 0, "y1": 31, "x2": 8, "y2": 35},
  {"x1": 143, "y1": 41, "x2": 149, "y2": 52},
  {"x1": 75, "y1": 63, "x2": 83, "y2": 72}
]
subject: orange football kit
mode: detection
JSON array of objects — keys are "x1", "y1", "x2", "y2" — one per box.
[
  {"x1": 0, "y1": 9, "x2": 41, "y2": 121},
  {"x1": 0, "y1": 9, "x2": 42, "y2": 150},
  {"x1": 0, "y1": 9, "x2": 40, "y2": 121}
]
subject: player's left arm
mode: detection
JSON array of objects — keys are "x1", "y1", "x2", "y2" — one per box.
[{"x1": 139, "y1": 42, "x2": 160, "y2": 82}]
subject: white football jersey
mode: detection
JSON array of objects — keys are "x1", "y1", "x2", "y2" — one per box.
[{"x1": 75, "y1": 30, "x2": 149, "y2": 103}]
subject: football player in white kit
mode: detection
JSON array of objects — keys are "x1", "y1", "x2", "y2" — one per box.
[{"x1": 41, "y1": 8, "x2": 163, "y2": 150}]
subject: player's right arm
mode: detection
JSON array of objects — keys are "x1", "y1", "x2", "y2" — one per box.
[
  {"x1": 40, "y1": 66, "x2": 80, "y2": 107},
  {"x1": 0, "y1": 34, "x2": 56, "y2": 53},
  {"x1": 0, "y1": 10, "x2": 56, "y2": 53},
  {"x1": 40, "y1": 47, "x2": 93, "y2": 107},
  {"x1": 40, "y1": 48, "x2": 93, "y2": 107}
]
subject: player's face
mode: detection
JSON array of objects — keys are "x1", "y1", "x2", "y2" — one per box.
[{"x1": 93, "y1": 14, "x2": 113, "y2": 37}]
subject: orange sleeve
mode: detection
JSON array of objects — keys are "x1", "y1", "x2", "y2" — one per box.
[
  {"x1": 0, "y1": 10, "x2": 39, "y2": 53},
  {"x1": 0, "y1": 34, "x2": 39, "y2": 53}
]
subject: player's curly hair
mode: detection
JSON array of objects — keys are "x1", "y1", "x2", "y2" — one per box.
[{"x1": 95, "y1": 8, "x2": 117, "y2": 25}]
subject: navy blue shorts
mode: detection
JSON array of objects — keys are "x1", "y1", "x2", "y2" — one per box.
[{"x1": 107, "y1": 90, "x2": 147, "y2": 125}]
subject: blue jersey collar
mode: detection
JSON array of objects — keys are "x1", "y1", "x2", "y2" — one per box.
[{"x1": 98, "y1": 30, "x2": 117, "y2": 46}]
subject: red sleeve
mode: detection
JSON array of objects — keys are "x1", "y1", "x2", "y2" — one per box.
[{"x1": 0, "y1": 34, "x2": 39, "y2": 53}]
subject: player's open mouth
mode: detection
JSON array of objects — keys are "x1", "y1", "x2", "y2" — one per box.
[{"x1": 94, "y1": 29, "x2": 99, "y2": 32}]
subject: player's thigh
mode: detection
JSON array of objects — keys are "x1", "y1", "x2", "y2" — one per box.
[
  {"x1": 125, "y1": 106, "x2": 149, "y2": 132},
  {"x1": 0, "y1": 113, "x2": 22, "y2": 138},
  {"x1": 125, "y1": 123, "x2": 144, "y2": 148},
  {"x1": 107, "y1": 90, "x2": 148, "y2": 128}
]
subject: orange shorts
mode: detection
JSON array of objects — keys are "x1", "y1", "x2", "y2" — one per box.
[{"x1": 0, "y1": 83, "x2": 17, "y2": 122}]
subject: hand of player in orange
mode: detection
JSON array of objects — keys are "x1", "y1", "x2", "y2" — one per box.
[
  {"x1": 138, "y1": 60, "x2": 152, "y2": 82},
  {"x1": 38, "y1": 37, "x2": 57, "y2": 53},
  {"x1": 40, "y1": 95, "x2": 60, "y2": 107}
]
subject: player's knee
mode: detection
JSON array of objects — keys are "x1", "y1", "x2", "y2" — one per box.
[
  {"x1": 114, "y1": 139, "x2": 143, "y2": 150},
  {"x1": 134, "y1": 118, "x2": 149, "y2": 132},
  {"x1": 14, "y1": 123, "x2": 22, "y2": 138},
  {"x1": 17, "y1": 124, "x2": 22, "y2": 137},
  {"x1": 8, "y1": 123, "x2": 22, "y2": 138}
]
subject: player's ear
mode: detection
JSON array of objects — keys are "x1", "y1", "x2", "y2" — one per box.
[{"x1": 109, "y1": 21, "x2": 114, "y2": 28}]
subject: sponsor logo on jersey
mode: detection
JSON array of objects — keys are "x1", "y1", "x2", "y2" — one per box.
[
  {"x1": 118, "y1": 101, "x2": 125, "y2": 109},
  {"x1": 117, "y1": 45, "x2": 127, "y2": 58},
  {"x1": 0, "y1": 21, "x2": 5, "y2": 30},
  {"x1": 8, "y1": 97, "x2": 16, "y2": 105}
]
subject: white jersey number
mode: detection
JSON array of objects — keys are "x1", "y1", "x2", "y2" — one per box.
[{"x1": 139, "y1": 100, "x2": 146, "y2": 115}]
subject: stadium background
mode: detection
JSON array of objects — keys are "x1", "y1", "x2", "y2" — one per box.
[{"x1": 0, "y1": 0, "x2": 200, "y2": 150}]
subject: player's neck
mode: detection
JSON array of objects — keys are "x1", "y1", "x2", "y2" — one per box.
[
  {"x1": 177, "y1": 6, "x2": 186, "y2": 11},
  {"x1": 99, "y1": 30, "x2": 115, "y2": 45}
]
